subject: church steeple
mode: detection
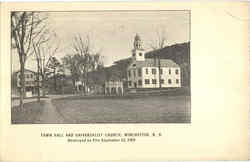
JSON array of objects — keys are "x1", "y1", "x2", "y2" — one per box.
[
  {"x1": 134, "y1": 33, "x2": 143, "y2": 50},
  {"x1": 132, "y1": 33, "x2": 145, "y2": 61}
]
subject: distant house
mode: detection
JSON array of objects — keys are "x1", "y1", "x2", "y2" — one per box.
[
  {"x1": 126, "y1": 34, "x2": 181, "y2": 89},
  {"x1": 16, "y1": 69, "x2": 42, "y2": 95}
]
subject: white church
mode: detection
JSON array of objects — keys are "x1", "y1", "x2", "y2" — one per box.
[{"x1": 127, "y1": 34, "x2": 181, "y2": 89}]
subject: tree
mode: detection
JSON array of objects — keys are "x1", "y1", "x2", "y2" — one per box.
[
  {"x1": 11, "y1": 12, "x2": 47, "y2": 109},
  {"x1": 32, "y1": 29, "x2": 60, "y2": 98},
  {"x1": 31, "y1": 20, "x2": 50, "y2": 101},
  {"x1": 148, "y1": 27, "x2": 168, "y2": 88},
  {"x1": 148, "y1": 27, "x2": 168, "y2": 50},
  {"x1": 62, "y1": 55, "x2": 80, "y2": 93},
  {"x1": 71, "y1": 33, "x2": 102, "y2": 95},
  {"x1": 47, "y1": 56, "x2": 61, "y2": 92}
]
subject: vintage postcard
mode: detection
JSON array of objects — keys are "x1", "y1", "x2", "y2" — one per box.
[
  {"x1": 10, "y1": 10, "x2": 191, "y2": 124},
  {"x1": 0, "y1": 1, "x2": 249, "y2": 161}
]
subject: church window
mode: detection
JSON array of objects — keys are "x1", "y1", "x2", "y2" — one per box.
[
  {"x1": 145, "y1": 68, "x2": 148, "y2": 74},
  {"x1": 139, "y1": 53, "x2": 142, "y2": 56},
  {"x1": 176, "y1": 79, "x2": 179, "y2": 84},
  {"x1": 168, "y1": 79, "x2": 172, "y2": 84},
  {"x1": 152, "y1": 79, "x2": 157, "y2": 84},
  {"x1": 160, "y1": 79, "x2": 164, "y2": 84},
  {"x1": 175, "y1": 69, "x2": 179, "y2": 74},
  {"x1": 152, "y1": 68, "x2": 156, "y2": 74},
  {"x1": 138, "y1": 68, "x2": 142, "y2": 77},
  {"x1": 138, "y1": 80, "x2": 142, "y2": 86},
  {"x1": 169, "y1": 69, "x2": 171, "y2": 75},
  {"x1": 145, "y1": 79, "x2": 150, "y2": 84}
]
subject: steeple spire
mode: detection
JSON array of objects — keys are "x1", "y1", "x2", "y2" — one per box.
[{"x1": 134, "y1": 33, "x2": 143, "y2": 50}]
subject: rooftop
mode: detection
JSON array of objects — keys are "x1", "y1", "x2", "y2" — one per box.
[{"x1": 133, "y1": 58, "x2": 179, "y2": 68}]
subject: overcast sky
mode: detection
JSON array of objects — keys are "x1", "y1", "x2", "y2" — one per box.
[{"x1": 12, "y1": 10, "x2": 190, "y2": 72}]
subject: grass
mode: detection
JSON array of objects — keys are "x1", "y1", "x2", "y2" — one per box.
[
  {"x1": 52, "y1": 95, "x2": 191, "y2": 123},
  {"x1": 11, "y1": 101, "x2": 45, "y2": 124}
]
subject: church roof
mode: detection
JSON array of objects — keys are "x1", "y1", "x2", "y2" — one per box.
[{"x1": 133, "y1": 58, "x2": 179, "y2": 68}]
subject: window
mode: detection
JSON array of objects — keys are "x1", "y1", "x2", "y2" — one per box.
[
  {"x1": 139, "y1": 53, "x2": 142, "y2": 56},
  {"x1": 128, "y1": 81, "x2": 132, "y2": 86},
  {"x1": 152, "y1": 79, "x2": 157, "y2": 84},
  {"x1": 26, "y1": 74, "x2": 29, "y2": 79},
  {"x1": 138, "y1": 68, "x2": 142, "y2": 77},
  {"x1": 152, "y1": 68, "x2": 156, "y2": 74},
  {"x1": 176, "y1": 79, "x2": 179, "y2": 84},
  {"x1": 133, "y1": 53, "x2": 136, "y2": 57},
  {"x1": 175, "y1": 69, "x2": 179, "y2": 75},
  {"x1": 30, "y1": 74, "x2": 33, "y2": 78},
  {"x1": 138, "y1": 80, "x2": 142, "y2": 86},
  {"x1": 145, "y1": 68, "x2": 148, "y2": 74},
  {"x1": 160, "y1": 68, "x2": 163, "y2": 75},
  {"x1": 169, "y1": 69, "x2": 171, "y2": 75},
  {"x1": 145, "y1": 79, "x2": 150, "y2": 84},
  {"x1": 168, "y1": 79, "x2": 172, "y2": 84},
  {"x1": 160, "y1": 79, "x2": 164, "y2": 84},
  {"x1": 128, "y1": 71, "x2": 131, "y2": 77},
  {"x1": 133, "y1": 70, "x2": 136, "y2": 77}
]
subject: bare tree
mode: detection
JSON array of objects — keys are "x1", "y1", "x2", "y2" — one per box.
[
  {"x1": 11, "y1": 12, "x2": 47, "y2": 109},
  {"x1": 32, "y1": 29, "x2": 60, "y2": 98},
  {"x1": 148, "y1": 27, "x2": 168, "y2": 50},
  {"x1": 148, "y1": 27, "x2": 168, "y2": 88},
  {"x1": 71, "y1": 33, "x2": 100, "y2": 95}
]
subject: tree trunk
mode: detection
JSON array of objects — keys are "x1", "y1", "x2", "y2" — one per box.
[
  {"x1": 37, "y1": 59, "x2": 40, "y2": 102},
  {"x1": 42, "y1": 74, "x2": 46, "y2": 96},
  {"x1": 72, "y1": 78, "x2": 76, "y2": 94},
  {"x1": 61, "y1": 77, "x2": 64, "y2": 95},
  {"x1": 54, "y1": 68, "x2": 57, "y2": 92},
  {"x1": 81, "y1": 80, "x2": 85, "y2": 96},
  {"x1": 19, "y1": 62, "x2": 25, "y2": 109}
]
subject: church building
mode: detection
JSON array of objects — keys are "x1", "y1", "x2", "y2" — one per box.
[{"x1": 127, "y1": 34, "x2": 181, "y2": 89}]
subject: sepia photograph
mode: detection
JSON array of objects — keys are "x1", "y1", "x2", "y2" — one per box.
[{"x1": 11, "y1": 10, "x2": 191, "y2": 124}]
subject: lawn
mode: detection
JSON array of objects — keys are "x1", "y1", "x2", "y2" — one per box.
[
  {"x1": 11, "y1": 101, "x2": 45, "y2": 124},
  {"x1": 52, "y1": 95, "x2": 191, "y2": 123}
]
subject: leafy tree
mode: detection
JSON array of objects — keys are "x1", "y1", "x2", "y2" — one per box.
[
  {"x1": 47, "y1": 56, "x2": 61, "y2": 92},
  {"x1": 62, "y1": 55, "x2": 80, "y2": 93}
]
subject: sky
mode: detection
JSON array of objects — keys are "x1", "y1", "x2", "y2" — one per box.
[{"x1": 12, "y1": 10, "x2": 190, "y2": 72}]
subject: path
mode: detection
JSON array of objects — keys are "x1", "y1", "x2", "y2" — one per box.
[{"x1": 34, "y1": 98, "x2": 66, "y2": 124}]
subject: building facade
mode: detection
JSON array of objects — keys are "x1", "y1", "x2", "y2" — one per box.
[
  {"x1": 105, "y1": 81, "x2": 123, "y2": 95},
  {"x1": 127, "y1": 34, "x2": 181, "y2": 89},
  {"x1": 16, "y1": 69, "x2": 42, "y2": 95}
]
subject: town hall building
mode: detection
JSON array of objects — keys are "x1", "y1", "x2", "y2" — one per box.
[{"x1": 127, "y1": 34, "x2": 181, "y2": 89}]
